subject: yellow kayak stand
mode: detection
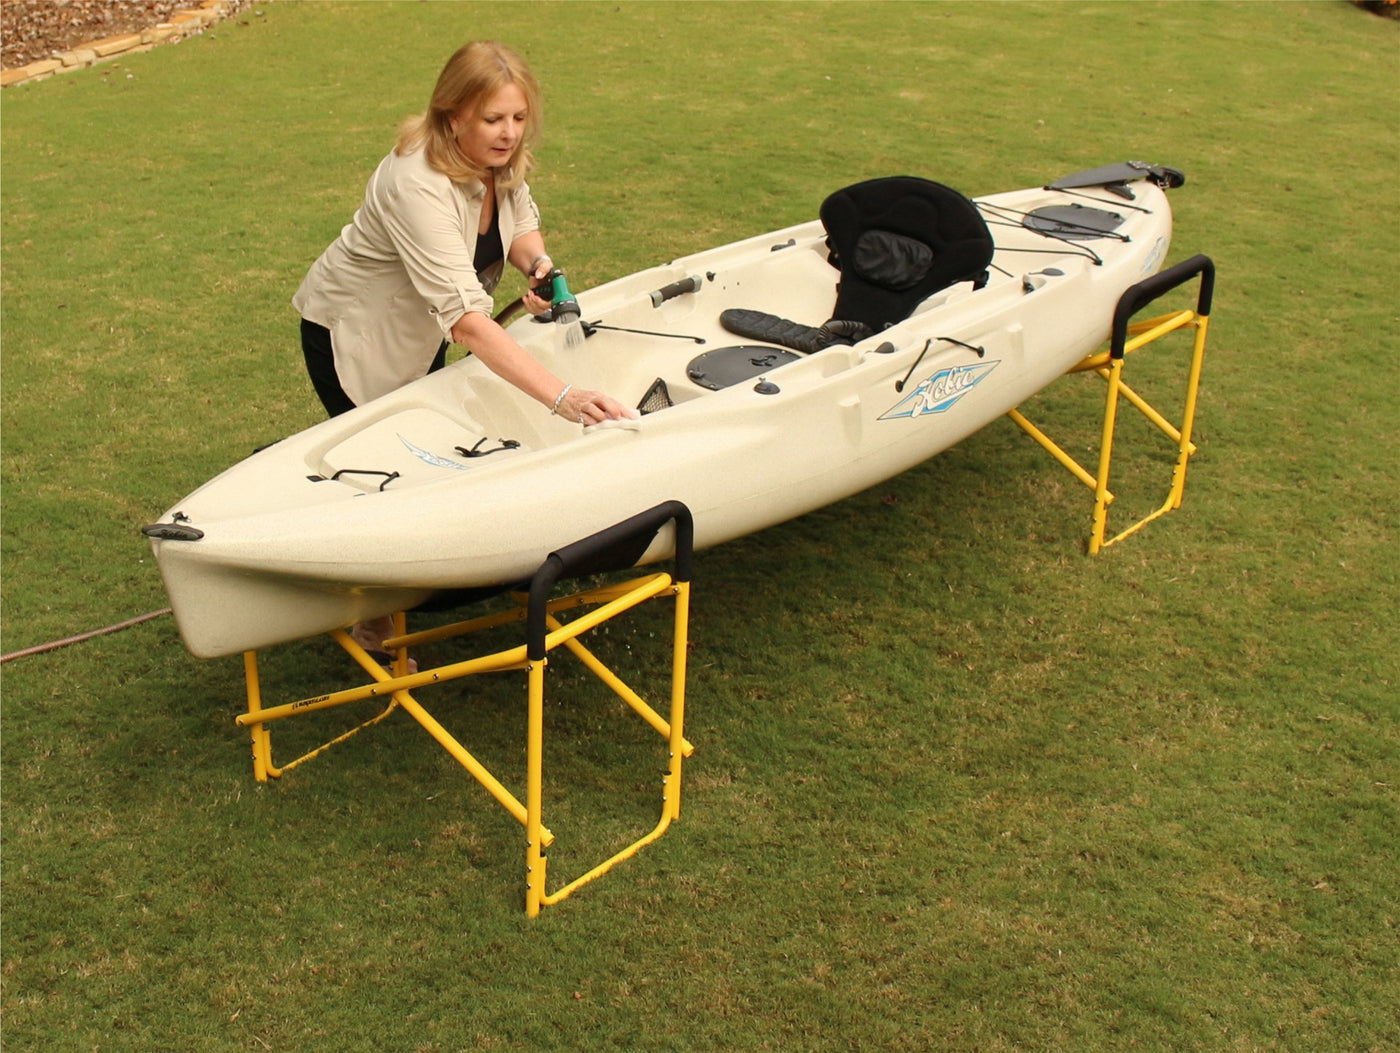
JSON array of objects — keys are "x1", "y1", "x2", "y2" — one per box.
[
  {"x1": 220, "y1": 256, "x2": 1214, "y2": 916},
  {"x1": 235, "y1": 501, "x2": 694, "y2": 917},
  {"x1": 1007, "y1": 254, "x2": 1215, "y2": 553}
]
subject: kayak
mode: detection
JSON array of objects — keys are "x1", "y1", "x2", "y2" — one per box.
[{"x1": 145, "y1": 162, "x2": 1183, "y2": 658}]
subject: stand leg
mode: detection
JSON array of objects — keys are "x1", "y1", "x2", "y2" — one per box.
[
  {"x1": 525, "y1": 659, "x2": 548, "y2": 918},
  {"x1": 666, "y1": 582, "x2": 691, "y2": 820},
  {"x1": 243, "y1": 651, "x2": 279, "y2": 781}
]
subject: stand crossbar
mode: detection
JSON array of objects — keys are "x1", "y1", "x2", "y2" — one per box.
[
  {"x1": 1008, "y1": 254, "x2": 1215, "y2": 553},
  {"x1": 236, "y1": 501, "x2": 695, "y2": 916}
]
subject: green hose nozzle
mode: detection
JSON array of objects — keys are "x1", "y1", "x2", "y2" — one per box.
[{"x1": 535, "y1": 268, "x2": 580, "y2": 324}]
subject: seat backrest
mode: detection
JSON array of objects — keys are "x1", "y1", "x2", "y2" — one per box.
[{"x1": 820, "y1": 176, "x2": 994, "y2": 332}]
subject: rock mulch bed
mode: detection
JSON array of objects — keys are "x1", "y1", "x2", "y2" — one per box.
[{"x1": 1, "y1": 0, "x2": 251, "y2": 87}]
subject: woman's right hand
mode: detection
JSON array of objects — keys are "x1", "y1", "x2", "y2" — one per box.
[
  {"x1": 450, "y1": 311, "x2": 636, "y2": 426},
  {"x1": 558, "y1": 386, "x2": 639, "y2": 427}
]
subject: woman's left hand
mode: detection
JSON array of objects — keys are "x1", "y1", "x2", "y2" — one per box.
[
  {"x1": 522, "y1": 256, "x2": 555, "y2": 316},
  {"x1": 523, "y1": 285, "x2": 553, "y2": 317}
]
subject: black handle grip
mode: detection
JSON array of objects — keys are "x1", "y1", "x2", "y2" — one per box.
[
  {"x1": 1111, "y1": 254, "x2": 1214, "y2": 359},
  {"x1": 527, "y1": 501, "x2": 694, "y2": 659},
  {"x1": 650, "y1": 275, "x2": 703, "y2": 307},
  {"x1": 529, "y1": 266, "x2": 565, "y2": 302}
]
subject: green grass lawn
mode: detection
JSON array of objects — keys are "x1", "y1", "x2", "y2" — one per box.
[{"x1": 2, "y1": 2, "x2": 1397, "y2": 1050}]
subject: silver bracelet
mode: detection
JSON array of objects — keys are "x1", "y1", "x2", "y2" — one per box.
[
  {"x1": 551, "y1": 383, "x2": 572, "y2": 415},
  {"x1": 529, "y1": 255, "x2": 553, "y2": 275}
]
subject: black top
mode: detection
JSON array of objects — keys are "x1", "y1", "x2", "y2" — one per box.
[{"x1": 474, "y1": 203, "x2": 504, "y2": 274}]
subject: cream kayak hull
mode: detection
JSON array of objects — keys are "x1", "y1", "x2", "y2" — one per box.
[{"x1": 148, "y1": 172, "x2": 1175, "y2": 657}]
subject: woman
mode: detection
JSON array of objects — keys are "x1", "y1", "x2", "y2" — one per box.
[
  {"x1": 294, "y1": 39, "x2": 633, "y2": 424},
  {"x1": 294, "y1": 40, "x2": 634, "y2": 661}
]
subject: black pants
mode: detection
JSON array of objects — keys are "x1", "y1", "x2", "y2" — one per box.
[{"x1": 300, "y1": 319, "x2": 448, "y2": 418}]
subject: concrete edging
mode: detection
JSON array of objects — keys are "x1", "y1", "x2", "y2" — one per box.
[{"x1": 1, "y1": 1, "x2": 243, "y2": 88}]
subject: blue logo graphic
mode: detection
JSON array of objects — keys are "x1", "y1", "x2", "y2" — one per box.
[
  {"x1": 399, "y1": 434, "x2": 471, "y2": 471},
  {"x1": 879, "y1": 360, "x2": 999, "y2": 420},
  {"x1": 1142, "y1": 236, "x2": 1167, "y2": 275}
]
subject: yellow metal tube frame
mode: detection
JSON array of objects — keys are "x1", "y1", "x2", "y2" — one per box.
[
  {"x1": 530, "y1": 579, "x2": 691, "y2": 915},
  {"x1": 1007, "y1": 254, "x2": 1215, "y2": 554},
  {"x1": 233, "y1": 502, "x2": 696, "y2": 916}
]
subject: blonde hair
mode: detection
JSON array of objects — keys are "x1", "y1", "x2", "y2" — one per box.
[{"x1": 396, "y1": 41, "x2": 541, "y2": 188}]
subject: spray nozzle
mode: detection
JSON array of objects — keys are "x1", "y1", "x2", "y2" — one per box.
[{"x1": 533, "y1": 267, "x2": 580, "y2": 324}]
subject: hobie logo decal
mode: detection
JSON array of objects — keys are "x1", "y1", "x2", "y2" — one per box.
[
  {"x1": 1142, "y1": 236, "x2": 1167, "y2": 275},
  {"x1": 880, "y1": 360, "x2": 999, "y2": 419},
  {"x1": 399, "y1": 434, "x2": 471, "y2": 471}
]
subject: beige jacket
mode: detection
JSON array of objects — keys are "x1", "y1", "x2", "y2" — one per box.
[{"x1": 293, "y1": 146, "x2": 541, "y2": 405}]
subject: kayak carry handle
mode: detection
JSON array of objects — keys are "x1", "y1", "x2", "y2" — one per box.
[
  {"x1": 1111, "y1": 254, "x2": 1214, "y2": 360},
  {"x1": 527, "y1": 501, "x2": 694, "y2": 661},
  {"x1": 650, "y1": 275, "x2": 704, "y2": 307}
]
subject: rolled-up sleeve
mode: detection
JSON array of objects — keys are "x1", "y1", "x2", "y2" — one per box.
[
  {"x1": 377, "y1": 175, "x2": 494, "y2": 337},
  {"x1": 507, "y1": 182, "x2": 542, "y2": 239}
]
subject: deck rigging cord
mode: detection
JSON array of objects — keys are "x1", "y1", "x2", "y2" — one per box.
[
  {"x1": 307, "y1": 467, "x2": 400, "y2": 490},
  {"x1": 978, "y1": 219, "x2": 1105, "y2": 264},
  {"x1": 895, "y1": 335, "x2": 987, "y2": 393},
  {"x1": 975, "y1": 199, "x2": 1133, "y2": 265},
  {"x1": 981, "y1": 197, "x2": 1136, "y2": 234},
  {"x1": 1051, "y1": 186, "x2": 1155, "y2": 213},
  {"x1": 582, "y1": 320, "x2": 707, "y2": 343}
]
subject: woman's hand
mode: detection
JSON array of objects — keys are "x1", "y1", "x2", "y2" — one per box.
[
  {"x1": 450, "y1": 311, "x2": 637, "y2": 425},
  {"x1": 557, "y1": 386, "x2": 639, "y2": 427},
  {"x1": 522, "y1": 254, "x2": 554, "y2": 317},
  {"x1": 522, "y1": 284, "x2": 553, "y2": 317}
]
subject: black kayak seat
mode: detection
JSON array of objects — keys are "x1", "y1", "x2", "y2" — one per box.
[
  {"x1": 821, "y1": 175, "x2": 995, "y2": 333},
  {"x1": 719, "y1": 176, "x2": 995, "y2": 358}
]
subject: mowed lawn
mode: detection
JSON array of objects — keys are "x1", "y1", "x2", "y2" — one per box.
[{"x1": 1, "y1": 3, "x2": 1396, "y2": 1050}]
